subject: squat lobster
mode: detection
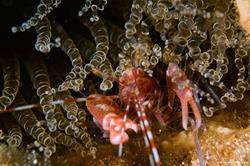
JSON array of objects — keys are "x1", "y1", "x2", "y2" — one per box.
[
  {"x1": 87, "y1": 66, "x2": 161, "y2": 165},
  {"x1": 86, "y1": 50, "x2": 204, "y2": 165}
]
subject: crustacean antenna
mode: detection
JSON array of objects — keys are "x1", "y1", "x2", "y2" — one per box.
[
  {"x1": 189, "y1": 117, "x2": 204, "y2": 166},
  {"x1": 130, "y1": 50, "x2": 160, "y2": 166},
  {"x1": 117, "y1": 95, "x2": 161, "y2": 166},
  {"x1": 135, "y1": 98, "x2": 160, "y2": 166},
  {"x1": 118, "y1": 103, "x2": 130, "y2": 157},
  {"x1": 0, "y1": 97, "x2": 87, "y2": 113},
  {"x1": 200, "y1": 78, "x2": 221, "y2": 105}
]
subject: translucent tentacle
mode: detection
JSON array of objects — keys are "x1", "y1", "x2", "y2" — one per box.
[
  {"x1": 50, "y1": 131, "x2": 86, "y2": 157},
  {"x1": 1, "y1": 114, "x2": 22, "y2": 147},
  {"x1": 81, "y1": 16, "x2": 109, "y2": 72},
  {"x1": 53, "y1": 24, "x2": 85, "y2": 92},
  {"x1": 21, "y1": 53, "x2": 57, "y2": 132},
  {"x1": 79, "y1": 0, "x2": 108, "y2": 22},
  {"x1": 0, "y1": 52, "x2": 20, "y2": 110},
  {"x1": 11, "y1": 93, "x2": 56, "y2": 157},
  {"x1": 54, "y1": 106, "x2": 96, "y2": 158},
  {"x1": 11, "y1": 0, "x2": 62, "y2": 33},
  {"x1": 35, "y1": 16, "x2": 60, "y2": 53}
]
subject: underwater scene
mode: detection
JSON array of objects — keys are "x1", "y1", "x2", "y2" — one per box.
[{"x1": 0, "y1": 0, "x2": 250, "y2": 165}]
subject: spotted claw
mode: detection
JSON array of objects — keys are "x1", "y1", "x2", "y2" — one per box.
[
  {"x1": 102, "y1": 113, "x2": 138, "y2": 145},
  {"x1": 86, "y1": 94, "x2": 138, "y2": 145}
]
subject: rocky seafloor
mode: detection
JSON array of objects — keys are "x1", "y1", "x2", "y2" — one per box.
[{"x1": 0, "y1": 0, "x2": 250, "y2": 165}]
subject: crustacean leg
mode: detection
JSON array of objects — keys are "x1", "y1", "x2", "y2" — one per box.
[{"x1": 85, "y1": 94, "x2": 138, "y2": 145}]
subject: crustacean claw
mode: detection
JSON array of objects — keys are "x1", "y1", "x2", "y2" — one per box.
[
  {"x1": 125, "y1": 119, "x2": 138, "y2": 132},
  {"x1": 166, "y1": 63, "x2": 202, "y2": 130},
  {"x1": 86, "y1": 94, "x2": 138, "y2": 145},
  {"x1": 103, "y1": 113, "x2": 138, "y2": 145},
  {"x1": 166, "y1": 63, "x2": 204, "y2": 165},
  {"x1": 179, "y1": 89, "x2": 202, "y2": 130}
]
